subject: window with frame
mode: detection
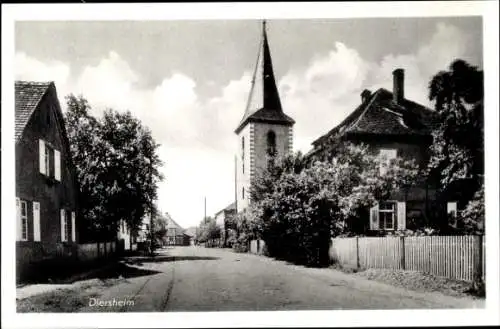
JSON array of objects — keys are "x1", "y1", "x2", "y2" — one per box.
[
  {"x1": 39, "y1": 139, "x2": 61, "y2": 181},
  {"x1": 379, "y1": 148, "x2": 397, "y2": 175},
  {"x1": 61, "y1": 210, "x2": 70, "y2": 242},
  {"x1": 45, "y1": 144, "x2": 54, "y2": 177},
  {"x1": 242, "y1": 137, "x2": 245, "y2": 174},
  {"x1": 241, "y1": 137, "x2": 245, "y2": 160},
  {"x1": 267, "y1": 130, "x2": 277, "y2": 157},
  {"x1": 65, "y1": 213, "x2": 70, "y2": 242},
  {"x1": 20, "y1": 200, "x2": 28, "y2": 241},
  {"x1": 242, "y1": 187, "x2": 245, "y2": 200},
  {"x1": 447, "y1": 201, "x2": 458, "y2": 227},
  {"x1": 379, "y1": 201, "x2": 396, "y2": 230}
]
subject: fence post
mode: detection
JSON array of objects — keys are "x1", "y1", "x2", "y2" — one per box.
[
  {"x1": 356, "y1": 236, "x2": 360, "y2": 269},
  {"x1": 400, "y1": 236, "x2": 406, "y2": 270},
  {"x1": 475, "y1": 235, "x2": 484, "y2": 282}
]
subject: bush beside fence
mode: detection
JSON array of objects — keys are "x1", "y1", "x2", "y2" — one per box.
[{"x1": 330, "y1": 235, "x2": 485, "y2": 282}]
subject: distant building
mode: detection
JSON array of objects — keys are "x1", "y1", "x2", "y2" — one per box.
[
  {"x1": 183, "y1": 228, "x2": 196, "y2": 246},
  {"x1": 117, "y1": 220, "x2": 132, "y2": 251},
  {"x1": 235, "y1": 21, "x2": 295, "y2": 214},
  {"x1": 15, "y1": 81, "x2": 80, "y2": 281},
  {"x1": 165, "y1": 214, "x2": 189, "y2": 246},
  {"x1": 214, "y1": 202, "x2": 236, "y2": 247},
  {"x1": 135, "y1": 215, "x2": 150, "y2": 243},
  {"x1": 307, "y1": 69, "x2": 449, "y2": 233}
]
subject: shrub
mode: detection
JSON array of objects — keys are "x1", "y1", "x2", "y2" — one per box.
[{"x1": 246, "y1": 144, "x2": 419, "y2": 267}]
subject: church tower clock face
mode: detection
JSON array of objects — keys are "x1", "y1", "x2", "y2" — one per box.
[{"x1": 234, "y1": 21, "x2": 295, "y2": 213}]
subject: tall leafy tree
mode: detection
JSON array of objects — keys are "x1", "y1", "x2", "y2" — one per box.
[
  {"x1": 152, "y1": 211, "x2": 168, "y2": 246},
  {"x1": 195, "y1": 217, "x2": 221, "y2": 244},
  {"x1": 65, "y1": 95, "x2": 164, "y2": 242},
  {"x1": 427, "y1": 59, "x2": 484, "y2": 231},
  {"x1": 428, "y1": 59, "x2": 484, "y2": 194}
]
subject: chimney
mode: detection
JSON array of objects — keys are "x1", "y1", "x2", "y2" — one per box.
[
  {"x1": 361, "y1": 89, "x2": 372, "y2": 103},
  {"x1": 392, "y1": 68, "x2": 404, "y2": 104}
]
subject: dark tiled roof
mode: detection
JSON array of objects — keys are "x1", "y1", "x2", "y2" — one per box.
[
  {"x1": 346, "y1": 88, "x2": 437, "y2": 135},
  {"x1": 312, "y1": 88, "x2": 438, "y2": 147},
  {"x1": 15, "y1": 81, "x2": 52, "y2": 141},
  {"x1": 215, "y1": 201, "x2": 237, "y2": 217},
  {"x1": 239, "y1": 107, "x2": 295, "y2": 129}
]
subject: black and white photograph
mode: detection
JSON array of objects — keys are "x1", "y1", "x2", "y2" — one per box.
[{"x1": 1, "y1": 1, "x2": 499, "y2": 328}]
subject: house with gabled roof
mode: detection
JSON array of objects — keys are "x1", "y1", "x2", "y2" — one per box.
[
  {"x1": 165, "y1": 213, "x2": 190, "y2": 246},
  {"x1": 15, "y1": 81, "x2": 80, "y2": 281},
  {"x1": 214, "y1": 202, "x2": 236, "y2": 247},
  {"x1": 307, "y1": 69, "x2": 450, "y2": 234}
]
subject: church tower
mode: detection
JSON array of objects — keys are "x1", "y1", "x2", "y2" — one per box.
[{"x1": 235, "y1": 21, "x2": 295, "y2": 213}]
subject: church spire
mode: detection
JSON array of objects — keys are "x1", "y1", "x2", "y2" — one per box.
[
  {"x1": 261, "y1": 20, "x2": 282, "y2": 112},
  {"x1": 235, "y1": 20, "x2": 293, "y2": 134}
]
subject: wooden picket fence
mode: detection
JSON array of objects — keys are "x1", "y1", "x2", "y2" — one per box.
[{"x1": 330, "y1": 235, "x2": 485, "y2": 282}]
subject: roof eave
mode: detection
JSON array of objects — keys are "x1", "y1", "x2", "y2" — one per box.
[{"x1": 234, "y1": 116, "x2": 295, "y2": 134}]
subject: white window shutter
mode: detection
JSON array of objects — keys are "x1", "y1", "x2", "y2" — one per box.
[
  {"x1": 71, "y1": 211, "x2": 76, "y2": 242},
  {"x1": 33, "y1": 202, "x2": 41, "y2": 241},
  {"x1": 54, "y1": 150, "x2": 61, "y2": 181},
  {"x1": 397, "y1": 201, "x2": 406, "y2": 230},
  {"x1": 39, "y1": 140, "x2": 46, "y2": 175},
  {"x1": 16, "y1": 198, "x2": 22, "y2": 240},
  {"x1": 60, "y1": 209, "x2": 66, "y2": 242},
  {"x1": 447, "y1": 202, "x2": 457, "y2": 215},
  {"x1": 369, "y1": 203, "x2": 379, "y2": 230}
]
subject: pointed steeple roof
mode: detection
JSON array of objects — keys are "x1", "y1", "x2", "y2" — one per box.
[{"x1": 235, "y1": 21, "x2": 295, "y2": 134}]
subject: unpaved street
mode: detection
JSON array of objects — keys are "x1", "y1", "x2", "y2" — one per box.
[{"x1": 69, "y1": 246, "x2": 484, "y2": 312}]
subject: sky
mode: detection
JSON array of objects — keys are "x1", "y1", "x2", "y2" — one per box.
[{"x1": 14, "y1": 17, "x2": 483, "y2": 229}]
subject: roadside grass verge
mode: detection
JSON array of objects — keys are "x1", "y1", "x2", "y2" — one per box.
[
  {"x1": 17, "y1": 277, "x2": 128, "y2": 312},
  {"x1": 353, "y1": 267, "x2": 484, "y2": 299},
  {"x1": 17, "y1": 284, "x2": 100, "y2": 313}
]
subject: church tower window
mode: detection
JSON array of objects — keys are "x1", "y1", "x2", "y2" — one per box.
[
  {"x1": 267, "y1": 130, "x2": 276, "y2": 156},
  {"x1": 242, "y1": 137, "x2": 245, "y2": 174}
]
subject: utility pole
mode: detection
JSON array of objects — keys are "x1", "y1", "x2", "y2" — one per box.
[
  {"x1": 204, "y1": 196, "x2": 207, "y2": 247},
  {"x1": 234, "y1": 155, "x2": 237, "y2": 214},
  {"x1": 149, "y1": 161, "x2": 154, "y2": 256},
  {"x1": 147, "y1": 157, "x2": 154, "y2": 256}
]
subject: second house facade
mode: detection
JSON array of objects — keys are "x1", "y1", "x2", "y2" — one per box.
[{"x1": 307, "y1": 69, "x2": 450, "y2": 234}]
